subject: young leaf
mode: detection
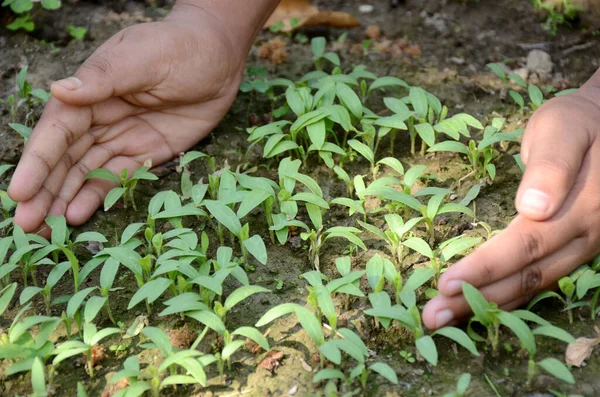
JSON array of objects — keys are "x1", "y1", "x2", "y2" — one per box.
[
  {"x1": 243, "y1": 235, "x2": 268, "y2": 265},
  {"x1": 127, "y1": 278, "x2": 173, "y2": 310},
  {"x1": 537, "y1": 358, "x2": 575, "y2": 384},
  {"x1": 232, "y1": 326, "x2": 270, "y2": 351},
  {"x1": 462, "y1": 282, "x2": 490, "y2": 321},
  {"x1": 187, "y1": 310, "x2": 227, "y2": 335},
  {"x1": 402, "y1": 237, "x2": 433, "y2": 259},
  {"x1": 31, "y1": 357, "x2": 46, "y2": 396},
  {"x1": 104, "y1": 187, "x2": 126, "y2": 211},
  {"x1": 409, "y1": 87, "x2": 429, "y2": 119},
  {"x1": 311, "y1": 37, "x2": 326, "y2": 59},
  {"x1": 416, "y1": 335, "x2": 438, "y2": 366},
  {"x1": 532, "y1": 325, "x2": 576, "y2": 344},
  {"x1": 497, "y1": 311, "x2": 536, "y2": 356},
  {"x1": 204, "y1": 200, "x2": 242, "y2": 236},
  {"x1": 369, "y1": 362, "x2": 398, "y2": 384},
  {"x1": 348, "y1": 139, "x2": 374, "y2": 165},
  {"x1": 433, "y1": 327, "x2": 479, "y2": 356},
  {"x1": 85, "y1": 168, "x2": 120, "y2": 185},
  {"x1": 225, "y1": 285, "x2": 270, "y2": 310}
]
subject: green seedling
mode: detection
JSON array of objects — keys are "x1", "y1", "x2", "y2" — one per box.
[
  {"x1": 53, "y1": 322, "x2": 121, "y2": 378},
  {"x1": 0, "y1": 305, "x2": 60, "y2": 378},
  {"x1": 400, "y1": 350, "x2": 416, "y2": 363},
  {"x1": 286, "y1": 222, "x2": 365, "y2": 271},
  {"x1": 3, "y1": 0, "x2": 61, "y2": 32},
  {"x1": 331, "y1": 175, "x2": 399, "y2": 222},
  {"x1": 311, "y1": 37, "x2": 341, "y2": 71},
  {"x1": 0, "y1": 165, "x2": 17, "y2": 230},
  {"x1": 532, "y1": 0, "x2": 582, "y2": 35},
  {"x1": 365, "y1": 270, "x2": 479, "y2": 365},
  {"x1": 463, "y1": 282, "x2": 576, "y2": 385},
  {"x1": 324, "y1": 256, "x2": 365, "y2": 310},
  {"x1": 314, "y1": 328, "x2": 398, "y2": 390},
  {"x1": 443, "y1": 373, "x2": 471, "y2": 397},
  {"x1": 359, "y1": 214, "x2": 422, "y2": 267},
  {"x1": 66, "y1": 25, "x2": 87, "y2": 40},
  {"x1": 1, "y1": 66, "x2": 50, "y2": 124},
  {"x1": 429, "y1": 118, "x2": 523, "y2": 182},
  {"x1": 86, "y1": 166, "x2": 158, "y2": 211}
]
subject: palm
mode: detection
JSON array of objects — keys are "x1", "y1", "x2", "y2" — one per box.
[{"x1": 9, "y1": 19, "x2": 243, "y2": 232}]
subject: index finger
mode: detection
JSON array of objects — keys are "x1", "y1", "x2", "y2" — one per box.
[
  {"x1": 8, "y1": 97, "x2": 92, "y2": 202},
  {"x1": 437, "y1": 212, "x2": 581, "y2": 297}
]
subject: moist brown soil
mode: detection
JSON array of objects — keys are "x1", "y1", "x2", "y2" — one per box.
[{"x1": 1, "y1": 1, "x2": 600, "y2": 396}]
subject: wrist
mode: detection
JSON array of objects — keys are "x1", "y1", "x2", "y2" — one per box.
[{"x1": 168, "y1": 0, "x2": 279, "y2": 61}]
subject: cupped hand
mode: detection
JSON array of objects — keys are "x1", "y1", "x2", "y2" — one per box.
[
  {"x1": 8, "y1": 6, "x2": 245, "y2": 233},
  {"x1": 423, "y1": 81, "x2": 600, "y2": 330}
]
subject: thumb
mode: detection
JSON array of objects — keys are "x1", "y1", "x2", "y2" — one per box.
[
  {"x1": 50, "y1": 28, "x2": 164, "y2": 106},
  {"x1": 515, "y1": 121, "x2": 588, "y2": 221}
]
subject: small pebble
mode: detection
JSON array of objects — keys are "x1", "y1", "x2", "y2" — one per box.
[{"x1": 359, "y1": 4, "x2": 374, "y2": 13}]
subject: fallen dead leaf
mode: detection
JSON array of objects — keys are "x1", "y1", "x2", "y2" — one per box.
[
  {"x1": 258, "y1": 350, "x2": 284, "y2": 372},
  {"x1": 565, "y1": 326, "x2": 600, "y2": 367},
  {"x1": 265, "y1": 0, "x2": 360, "y2": 32},
  {"x1": 168, "y1": 324, "x2": 197, "y2": 349},
  {"x1": 86, "y1": 344, "x2": 106, "y2": 367},
  {"x1": 101, "y1": 378, "x2": 129, "y2": 397},
  {"x1": 365, "y1": 25, "x2": 382, "y2": 40},
  {"x1": 257, "y1": 39, "x2": 289, "y2": 65}
]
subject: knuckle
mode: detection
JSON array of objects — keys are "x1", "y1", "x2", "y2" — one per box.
[
  {"x1": 60, "y1": 152, "x2": 74, "y2": 171},
  {"x1": 49, "y1": 117, "x2": 77, "y2": 147},
  {"x1": 520, "y1": 265, "x2": 543, "y2": 298},
  {"x1": 82, "y1": 51, "x2": 115, "y2": 78},
  {"x1": 518, "y1": 229, "x2": 545, "y2": 263},
  {"x1": 530, "y1": 156, "x2": 574, "y2": 180},
  {"x1": 74, "y1": 161, "x2": 91, "y2": 179}
]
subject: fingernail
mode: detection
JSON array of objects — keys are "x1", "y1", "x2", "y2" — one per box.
[
  {"x1": 445, "y1": 280, "x2": 462, "y2": 295},
  {"x1": 520, "y1": 189, "x2": 549, "y2": 214},
  {"x1": 53, "y1": 76, "x2": 82, "y2": 90},
  {"x1": 435, "y1": 309, "x2": 454, "y2": 328}
]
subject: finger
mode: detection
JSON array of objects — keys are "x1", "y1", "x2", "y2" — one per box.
[
  {"x1": 437, "y1": 213, "x2": 581, "y2": 296},
  {"x1": 65, "y1": 156, "x2": 142, "y2": 226},
  {"x1": 423, "y1": 235, "x2": 589, "y2": 330},
  {"x1": 8, "y1": 99, "x2": 92, "y2": 203},
  {"x1": 51, "y1": 27, "x2": 167, "y2": 106},
  {"x1": 13, "y1": 133, "x2": 94, "y2": 232},
  {"x1": 515, "y1": 106, "x2": 590, "y2": 221}
]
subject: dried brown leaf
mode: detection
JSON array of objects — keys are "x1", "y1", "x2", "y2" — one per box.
[
  {"x1": 566, "y1": 335, "x2": 600, "y2": 367},
  {"x1": 265, "y1": 0, "x2": 360, "y2": 32},
  {"x1": 258, "y1": 350, "x2": 284, "y2": 372}
]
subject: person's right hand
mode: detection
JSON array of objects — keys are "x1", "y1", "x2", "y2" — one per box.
[{"x1": 7, "y1": 4, "x2": 247, "y2": 233}]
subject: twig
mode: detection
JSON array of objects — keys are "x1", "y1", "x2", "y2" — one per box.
[
  {"x1": 562, "y1": 41, "x2": 597, "y2": 56},
  {"x1": 516, "y1": 42, "x2": 551, "y2": 51}
]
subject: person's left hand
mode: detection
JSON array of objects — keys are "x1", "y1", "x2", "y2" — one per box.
[{"x1": 423, "y1": 84, "x2": 600, "y2": 330}]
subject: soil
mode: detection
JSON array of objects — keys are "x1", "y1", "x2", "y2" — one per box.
[{"x1": 1, "y1": 0, "x2": 600, "y2": 396}]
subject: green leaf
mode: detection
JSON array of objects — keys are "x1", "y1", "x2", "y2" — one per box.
[
  {"x1": 84, "y1": 296, "x2": 107, "y2": 323},
  {"x1": 187, "y1": 310, "x2": 227, "y2": 335},
  {"x1": 409, "y1": 87, "x2": 429, "y2": 119},
  {"x1": 369, "y1": 362, "x2": 398, "y2": 384},
  {"x1": 537, "y1": 358, "x2": 574, "y2": 384},
  {"x1": 509, "y1": 90, "x2": 525, "y2": 108},
  {"x1": 66, "y1": 287, "x2": 95, "y2": 318},
  {"x1": 104, "y1": 187, "x2": 126, "y2": 211},
  {"x1": 415, "y1": 123, "x2": 435, "y2": 147},
  {"x1": 462, "y1": 282, "x2": 490, "y2": 321},
  {"x1": 486, "y1": 63, "x2": 506, "y2": 80},
  {"x1": 313, "y1": 368, "x2": 345, "y2": 383},
  {"x1": 127, "y1": 278, "x2": 172, "y2": 310},
  {"x1": 291, "y1": 192, "x2": 329, "y2": 209},
  {"x1": 85, "y1": 168, "x2": 120, "y2": 184},
  {"x1": 179, "y1": 151, "x2": 207, "y2": 168},
  {"x1": 440, "y1": 237, "x2": 482, "y2": 263},
  {"x1": 74, "y1": 232, "x2": 108, "y2": 244},
  {"x1": 377, "y1": 157, "x2": 404, "y2": 175},
  {"x1": 433, "y1": 327, "x2": 479, "y2": 356},
  {"x1": 428, "y1": 141, "x2": 469, "y2": 155},
  {"x1": 404, "y1": 267, "x2": 435, "y2": 291},
  {"x1": 142, "y1": 327, "x2": 173, "y2": 356},
  {"x1": 402, "y1": 237, "x2": 433, "y2": 259},
  {"x1": 348, "y1": 139, "x2": 374, "y2": 164},
  {"x1": 368, "y1": 76, "x2": 409, "y2": 94},
  {"x1": 311, "y1": 37, "x2": 326, "y2": 59},
  {"x1": 255, "y1": 303, "x2": 301, "y2": 327},
  {"x1": 295, "y1": 306, "x2": 324, "y2": 346},
  {"x1": 0, "y1": 283, "x2": 17, "y2": 317},
  {"x1": 527, "y1": 290, "x2": 565, "y2": 310},
  {"x1": 31, "y1": 357, "x2": 46, "y2": 395},
  {"x1": 41, "y1": 0, "x2": 61, "y2": 10},
  {"x1": 331, "y1": 198, "x2": 365, "y2": 215},
  {"x1": 497, "y1": 311, "x2": 535, "y2": 356},
  {"x1": 416, "y1": 335, "x2": 438, "y2": 366},
  {"x1": 336, "y1": 82, "x2": 362, "y2": 119},
  {"x1": 532, "y1": 325, "x2": 576, "y2": 344},
  {"x1": 89, "y1": 326, "x2": 121, "y2": 346},
  {"x1": 222, "y1": 340, "x2": 246, "y2": 361},
  {"x1": 232, "y1": 326, "x2": 270, "y2": 351},
  {"x1": 319, "y1": 341, "x2": 341, "y2": 364},
  {"x1": 204, "y1": 200, "x2": 242, "y2": 236},
  {"x1": 243, "y1": 235, "x2": 268, "y2": 265},
  {"x1": 528, "y1": 84, "x2": 544, "y2": 107},
  {"x1": 225, "y1": 285, "x2": 270, "y2": 310},
  {"x1": 374, "y1": 114, "x2": 408, "y2": 130},
  {"x1": 457, "y1": 373, "x2": 471, "y2": 394}
]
